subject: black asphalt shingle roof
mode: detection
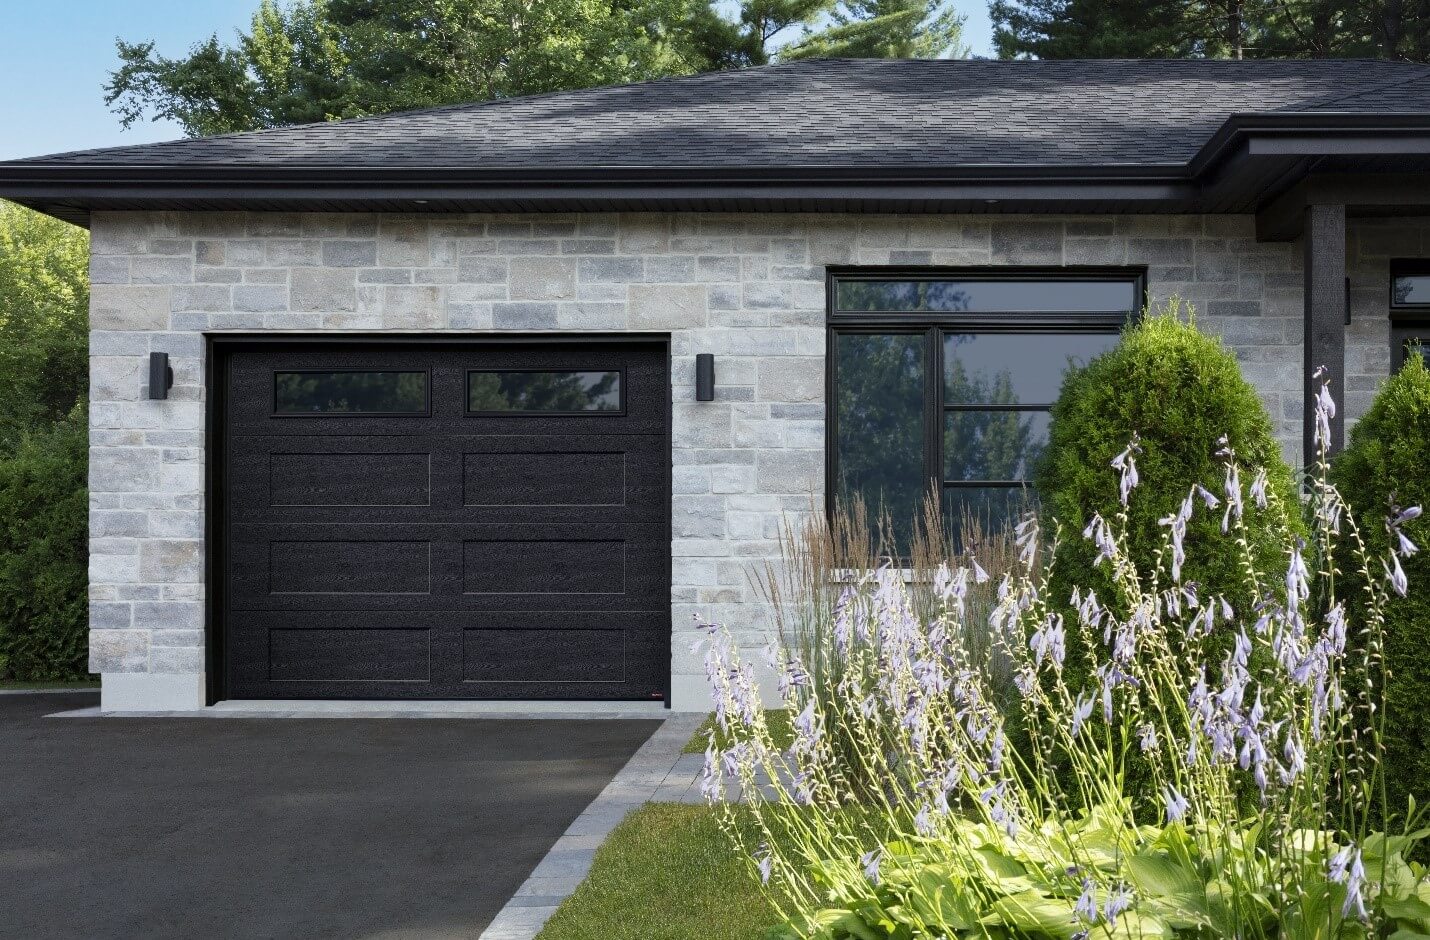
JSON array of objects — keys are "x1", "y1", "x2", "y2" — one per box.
[{"x1": 16, "y1": 58, "x2": 1430, "y2": 171}]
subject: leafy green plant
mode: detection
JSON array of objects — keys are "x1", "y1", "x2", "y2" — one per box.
[
  {"x1": 0, "y1": 411, "x2": 89, "y2": 681},
  {"x1": 700, "y1": 373, "x2": 1421, "y2": 938},
  {"x1": 1333, "y1": 349, "x2": 1430, "y2": 823}
]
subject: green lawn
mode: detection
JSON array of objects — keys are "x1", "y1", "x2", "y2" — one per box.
[
  {"x1": 0, "y1": 680, "x2": 99, "y2": 690},
  {"x1": 536, "y1": 803, "x2": 781, "y2": 940},
  {"x1": 682, "y1": 709, "x2": 793, "y2": 754}
]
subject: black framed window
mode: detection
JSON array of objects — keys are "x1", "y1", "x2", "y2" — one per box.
[
  {"x1": 1391, "y1": 260, "x2": 1430, "y2": 370},
  {"x1": 274, "y1": 370, "x2": 428, "y2": 415},
  {"x1": 466, "y1": 369, "x2": 624, "y2": 414},
  {"x1": 829, "y1": 271, "x2": 1142, "y2": 551}
]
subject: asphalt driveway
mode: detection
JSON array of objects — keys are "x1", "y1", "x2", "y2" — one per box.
[{"x1": 0, "y1": 693, "x2": 660, "y2": 940}]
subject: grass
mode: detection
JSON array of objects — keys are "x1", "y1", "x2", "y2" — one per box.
[
  {"x1": 536, "y1": 803, "x2": 781, "y2": 940},
  {"x1": 0, "y1": 679, "x2": 99, "y2": 690},
  {"x1": 682, "y1": 709, "x2": 793, "y2": 754}
]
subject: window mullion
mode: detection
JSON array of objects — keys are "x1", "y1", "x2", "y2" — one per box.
[{"x1": 926, "y1": 326, "x2": 943, "y2": 511}]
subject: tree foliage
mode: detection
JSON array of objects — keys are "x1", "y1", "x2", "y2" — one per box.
[
  {"x1": 0, "y1": 201, "x2": 90, "y2": 681},
  {"x1": 1331, "y1": 350, "x2": 1430, "y2": 822},
  {"x1": 0, "y1": 412, "x2": 89, "y2": 682},
  {"x1": 0, "y1": 201, "x2": 89, "y2": 452},
  {"x1": 784, "y1": 0, "x2": 965, "y2": 59},
  {"x1": 106, "y1": 0, "x2": 964, "y2": 139},
  {"x1": 991, "y1": 0, "x2": 1430, "y2": 60}
]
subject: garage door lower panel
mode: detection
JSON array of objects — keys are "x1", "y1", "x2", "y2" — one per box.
[{"x1": 215, "y1": 339, "x2": 672, "y2": 701}]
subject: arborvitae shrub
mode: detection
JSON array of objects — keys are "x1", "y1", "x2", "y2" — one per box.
[
  {"x1": 0, "y1": 410, "x2": 89, "y2": 681},
  {"x1": 1332, "y1": 350, "x2": 1430, "y2": 818},
  {"x1": 1037, "y1": 301, "x2": 1298, "y2": 618}
]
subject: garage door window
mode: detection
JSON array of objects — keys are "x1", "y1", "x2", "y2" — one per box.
[
  {"x1": 830, "y1": 271, "x2": 1142, "y2": 551},
  {"x1": 274, "y1": 371, "x2": 428, "y2": 414},
  {"x1": 467, "y1": 370, "x2": 623, "y2": 414}
]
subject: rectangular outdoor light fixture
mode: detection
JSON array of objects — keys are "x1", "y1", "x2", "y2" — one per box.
[
  {"x1": 148, "y1": 352, "x2": 174, "y2": 401},
  {"x1": 695, "y1": 353, "x2": 715, "y2": 401}
]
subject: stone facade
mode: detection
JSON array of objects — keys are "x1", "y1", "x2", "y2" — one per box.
[{"x1": 87, "y1": 210, "x2": 1425, "y2": 710}]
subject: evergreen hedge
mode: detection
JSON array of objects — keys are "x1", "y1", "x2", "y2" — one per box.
[
  {"x1": 0, "y1": 411, "x2": 89, "y2": 681},
  {"x1": 1332, "y1": 350, "x2": 1430, "y2": 817}
]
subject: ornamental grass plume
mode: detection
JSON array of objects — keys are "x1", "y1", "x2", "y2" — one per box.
[{"x1": 698, "y1": 372, "x2": 1427, "y2": 939}]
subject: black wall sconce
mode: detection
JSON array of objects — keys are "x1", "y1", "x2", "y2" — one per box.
[
  {"x1": 148, "y1": 352, "x2": 174, "y2": 401},
  {"x1": 695, "y1": 353, "x2": 715, "y2": 401}
]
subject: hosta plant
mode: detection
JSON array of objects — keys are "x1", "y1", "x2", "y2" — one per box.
[{"x1": 698, "y1": 373, "x2": 1424, "y2": 939}]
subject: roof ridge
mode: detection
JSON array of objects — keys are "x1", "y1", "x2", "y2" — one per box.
[
  {"x1": 1282, "y1": 62, "x2": 1430, "y2": 112},
  {"x1": 19, "y1": 62, "x2": 819, "y2": 164}
]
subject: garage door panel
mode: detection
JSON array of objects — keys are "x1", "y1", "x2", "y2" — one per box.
[
  {"x1": 228, "y1": 523, "x2": 668, "y2": 611},
  {"x1": 227, "y1": 434, "x2": 666, "y2": 524},
  {"x1": 225, "y1": 610, "x2": 665, "y2": 700},
  {"x1": 221, "y1": 340, "x2": 671, "y2": 700}
]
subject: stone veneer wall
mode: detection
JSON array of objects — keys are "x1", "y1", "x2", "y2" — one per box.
[{"x1": 86, "y1": 211, "x2": 1415, "y2": 710}]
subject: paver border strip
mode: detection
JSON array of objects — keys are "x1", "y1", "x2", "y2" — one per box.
[{"x1": 479, "y1": 712, "x2": 707, "y2": 940}]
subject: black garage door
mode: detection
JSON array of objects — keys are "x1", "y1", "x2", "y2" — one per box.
[{"x1": 216, "y1": 339, "x2": 671, "y2": 701}]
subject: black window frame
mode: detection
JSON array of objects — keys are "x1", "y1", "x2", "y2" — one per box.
[
  {"x1": 464, "y1": 367, "x2": 628, "y2": 416},
  {"x1": 826, "y1": 267, "x2": 1146, "y2": 543},
  {"x1": 1390, "y1": 260, "x2": 1430, "y2": 371},
  {"x1": 271, "y1": 368, "x2": 432, "y2": 417}
]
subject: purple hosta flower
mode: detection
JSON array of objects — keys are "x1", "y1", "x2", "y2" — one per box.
[
  {"x1": 1280, "y1": 730, "x2": 1306, "y2": 785},
  {"x1": 1250, "y1": 468, "x2": 1270, "y2": 509},
  {"x1": 777, "y1": 659, "x2": 809, "y2": 699},
  {"x1": 1111, "y1": 435, "x2": 1142, "y2": 507},
  {"x1": 1187, "y1": 602, "x2": 1216, "y2": 639},
  {"x1": 1163, "y1": 786, "x2": 1190, "y2": 824},
  {"x1": 1103, "y1": 885, "x2": 1134, "y2": 930},
  {"x1": 1137, "y1": 723, "x2": 1158, "y2": 753},
  {"x1": 1286, "y1": 543, "x2": 1310, "y2": 608},
  {"x1": 1325, "y1": 603, "x2": 1347, "y2": 656},
  {"x1": 756, "y1": 844, "x2": 773, "y2": 885},
  {"x1": 1096, "y1": 664, "x2": 1131, "y2": 721},
  {"x1": 1013, "y1": 667, "x2": 1036, "y2": 697},
  {"x1": 1328, "y1": 846, "x2": 1368, "y2": 920},
  {"x1": 1222, "y1": 463, "x2": 1244, "y2": 533},
  {"x1": 989, "y1": 729, "x2": 1006, "y2": 773},
  {"x1": 972, "y1": 558, "x2": 990, "y2": 584},
  {"x1": 1015, "y1": 513, "x2": 1040, "y2": 566},
  {"x1": 792, "y1": 701, "x2": 821, "y2": 756},
  {"x1": 1030, "y1": 614, "x2": 1067, "y2": 670},
  {"x1": 1071, "y1": 692, "x2": 1095, "y2": 737},
  {"x1": 913, "y1": 803, "x2": 936, "y2": 837},
  {"x1": 1189, "y1": 669, "x2": 1215, "y2": 726},
  {"x1": 1238, "y1": 725, "x2": 1271, "y2": 794},
  {"x1": 1232, "y1": 628, "x2": 1252, "y2": 669},
  {"x1": 1386, "y1": 552, "x2": 1410, "y2": 597},
  {"x1": 1196, "y1": 484, "x2": 1220, "y2": 510},
  {"x1": 700, "y1": 741, "x2": 723, "y2": 801},
  {"x1": 1220, "y1": 596, "x2": 1234, "y2": 623},
  {"x1": 1075, "y1": 879, "x2": 1099, "y2": 924},
  {"x1": 1396, "y1": 529, "x2": 1420, "y2": 558},
  {"x1": 861, "y1": 849, "x2": 882, "y2": 885},
  {"x1": 1084, "y1": 514, "x2": 1117, "y2": 567}
]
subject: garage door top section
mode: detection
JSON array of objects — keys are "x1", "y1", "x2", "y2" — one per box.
[{"x1": 219, "y1": 340, "x2": 671, "y2": 701}]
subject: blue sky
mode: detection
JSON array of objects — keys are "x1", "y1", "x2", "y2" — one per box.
[{"x1": 0, "y1": 0, "x2": 994, "y2": 161}]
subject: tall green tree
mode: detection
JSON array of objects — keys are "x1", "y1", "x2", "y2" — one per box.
[
  {"x1": 991, "y1": 0, "x2": 1430, "y2": 60},
  {"x1": 786, "y1": 0, "x2": 965, "y2": 58},
  {"x1": 0, "y1": 201, "x2": 88, "y2": 452},
  {"x1": 107, "y1": 0, "x2": 965, "y2": 140},
  {"x1": 107, "y1": 0, "x2": 715, "y2": 136}
]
